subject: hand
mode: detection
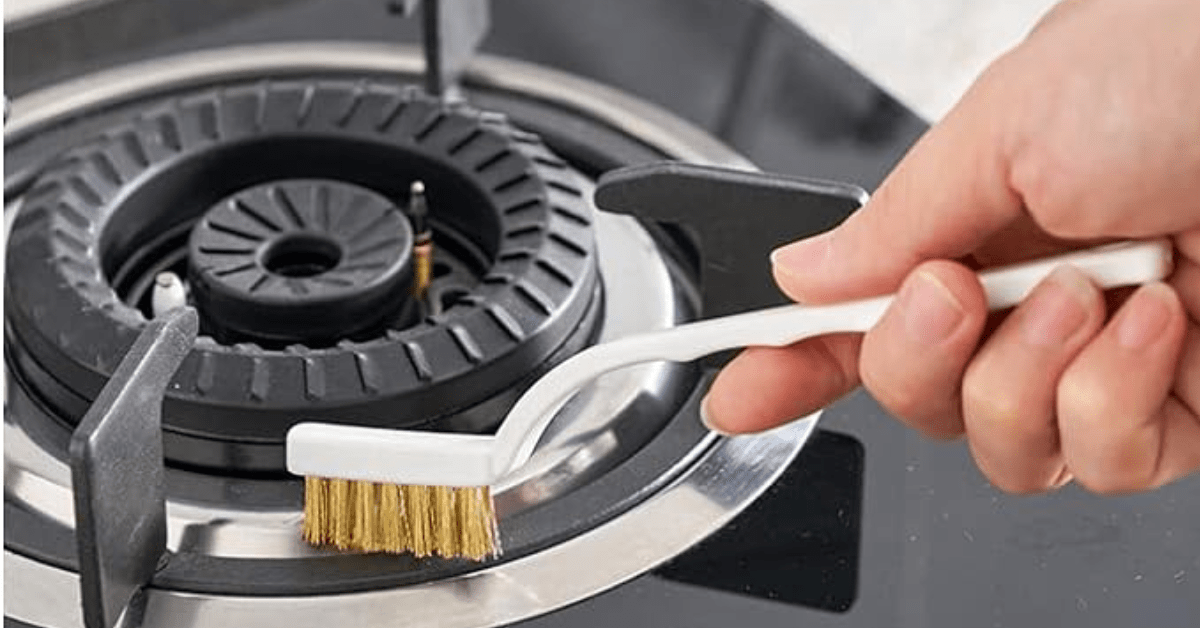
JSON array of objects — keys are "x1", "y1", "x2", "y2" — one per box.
[{"x1": 702, "y1": 0, "x2": 1200, "y2": 494}]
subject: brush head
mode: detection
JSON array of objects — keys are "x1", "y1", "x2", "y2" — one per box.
[
  {"x1": 289, "y1": 423, "x2": 503, "y2": 560},
  {"x1": 287, "y1": 422, "x2": 500, "y2": 486},
  {"x1": 302, "y1": 477, "x2": 499, "y2": 559}
]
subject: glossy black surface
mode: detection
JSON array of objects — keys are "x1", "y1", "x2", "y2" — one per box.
[
  {"x1": 657, "y1": 430, "x2": 864, "y2": 613},
  {"x1": 6, "y1": 1, "x2": 1199, "y2": 627}
]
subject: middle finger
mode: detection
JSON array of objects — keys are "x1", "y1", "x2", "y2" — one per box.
[{"x1": 961, "y1": 265, "x2": 1106, "y2": 493}]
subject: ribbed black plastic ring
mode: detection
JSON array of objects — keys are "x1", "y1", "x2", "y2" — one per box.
[{"x1": 4, "y1": 80, "x2": 599, "y2": 472}]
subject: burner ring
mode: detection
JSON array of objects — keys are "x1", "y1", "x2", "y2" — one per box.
[
  {"x1": 188, "y1": 180, "x2": 417, "y2": 346},
  {"x1": 3, "y1": 43, "x2": 822, "y2": 628},
  {"x1": 5, "y1": 80, "x2": 600, "y2": 472}
]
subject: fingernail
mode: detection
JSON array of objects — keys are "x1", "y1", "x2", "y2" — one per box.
[
  {"x1": 1051, "y1": 467, "x2": 1075, "y2": 489},
  {"x1": 699, "y1": 393, "x2": 735, "y2": 436},
  {"x1": 1021, "y1": 266, "x2": 1093, "y2": 347},
  {"x1": 770, "y1": 232, "x2": 832, "y2": 278},
  {"x1": 901, "y1": 271, "x2": 965, "y2": 346},
  {"x1": 1117, "y1": 282, "x2": 1174, "y2": 349}
]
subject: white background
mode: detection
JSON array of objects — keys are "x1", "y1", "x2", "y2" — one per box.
[{"x1": 770, "y1": 0, "x2": 1060, "y2": 120}]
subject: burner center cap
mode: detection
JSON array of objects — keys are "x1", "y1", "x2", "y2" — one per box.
[{"x1": 188, "y1": 179, "x2": 415, "y2": 346}]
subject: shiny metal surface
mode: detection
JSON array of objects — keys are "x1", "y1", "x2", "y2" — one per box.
[
  {"x1": 4, "y1": 212, "x2": 683, "y2": 560},
  {"x1": 6, "y1": 419, "x2": 816, "y2": 628},
  {"x1": 3, "y1": 0, "x2": 116, "y2": 27},
  {"x1": 4, "y1": 43, "x2": 809, "y2": 628},
  {"x1": 4, "y1": 42, "x2": 751, "y2": 170},
  {"x1": 496, "y1": 212, "x2": 683, "y2": 500}
]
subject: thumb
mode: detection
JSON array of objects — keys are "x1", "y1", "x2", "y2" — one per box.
[{"x1": 771, "y1": 67, "x2": 1024, "y2": 304}]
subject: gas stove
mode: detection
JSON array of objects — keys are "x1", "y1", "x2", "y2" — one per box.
[{"x1": 5, "y1": 1, "x2": 1198, "y2": 628}]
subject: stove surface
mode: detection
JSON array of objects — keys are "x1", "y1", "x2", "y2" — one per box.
[{"x1": 5, "y1": 1, "x2": 1199, "y2": 627}]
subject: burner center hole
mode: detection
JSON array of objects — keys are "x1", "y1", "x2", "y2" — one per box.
[{"x1": 263, "y1": 234, "x2": 343, "y2": 277}]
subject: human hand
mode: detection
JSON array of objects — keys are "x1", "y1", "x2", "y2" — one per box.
[{"x1": 702, "y1": 0, "x2": 1200, "y2": 494}]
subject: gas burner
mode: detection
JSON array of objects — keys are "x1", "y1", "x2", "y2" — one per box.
[
  {"x1": 3, "y1": 4, "x2": 850, "y2": 626},
  {"x1": 7, "y1": 80, "x2": 601, "y2": 472}
]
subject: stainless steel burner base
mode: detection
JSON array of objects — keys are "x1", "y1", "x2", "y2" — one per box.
[{"x1": 4, "y1": 43, "x2": 817, "y2": 628}]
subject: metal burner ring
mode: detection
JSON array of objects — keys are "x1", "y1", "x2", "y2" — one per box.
[{"x1": 3, "y1": 43, "x2": 814, "y2": 628}]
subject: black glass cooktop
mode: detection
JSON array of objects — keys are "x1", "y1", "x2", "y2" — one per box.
[{"x1": 6, "y1": 1, "x2": 1198, "y2": 626}]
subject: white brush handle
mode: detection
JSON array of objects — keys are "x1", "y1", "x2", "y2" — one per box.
[
  {"x1": 490, "y1": 239, "x2": 1173, "y2": 477},
  {"x1": 288, "y1": 239, "x2": 1172, "y2": 487},
  {"x1": 591, "y1": 239, "x2": 1171, "y2": 362}
]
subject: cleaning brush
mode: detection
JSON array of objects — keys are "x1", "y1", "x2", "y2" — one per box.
[{"x1": 287, "y1": 239, "x2": 1172, "y2": 559}]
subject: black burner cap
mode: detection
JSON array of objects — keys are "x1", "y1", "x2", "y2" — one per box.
[
  {"x1": 188, "y1": 180, "x2": 415, "y2": 346},
  {"x1": 4, "y1": 79, "x2": 601, "y2": 473}
]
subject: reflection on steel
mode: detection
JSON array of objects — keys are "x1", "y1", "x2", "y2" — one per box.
[
  {"x1": 4, "y1": 43, "x2": 751, "y2": 169},
  {"x1": 8, "y1": 419, "x2": 815, "y2": 628}
]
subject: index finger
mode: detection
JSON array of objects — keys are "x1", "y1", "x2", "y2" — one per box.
[{"x1": 771, "y1": 58, "x2": 1025, "y2": 304}]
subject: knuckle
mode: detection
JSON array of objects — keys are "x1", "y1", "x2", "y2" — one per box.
[
  {"x1": 1007, "y1": 138, "x2": 1103, "y2": 240},
  {"x1": 862, "y1": 365, "x2": 927, "y2": 423},
  {"x1": 967, "y1": 430, "x2": 1061, "y2": 495},
  {"x1": 1021, "y1": 181, "x2": 1090, "y2": 239},
  {"x1": 1011, "y1": 153, "x2": 1121, "y2": 240},
  {"x1": 1059, "y1": 374, "x2": 1161, "y2": 495},
  {"x1": 1056, "y1": 369, "x2": 1114, "y2": 426},
  {"x1": 863, "y1": 373, "x2": 964, "y2": 440},
  {"x1": 962, "y1": 363, "x2": 1018, "y2": 421},
  {"x1": 1071, "y1": 435, "x2": 1161, "y2": 494},
  {"x1": 1008, "y1": 148, "x2": 1052, "y2": 208},
  {"x1": 962, "y1": 358, "x2": 1044, "y2": 441},
  {"x1": 864, "y1": 380, "x2": 963, "y2": 440}
]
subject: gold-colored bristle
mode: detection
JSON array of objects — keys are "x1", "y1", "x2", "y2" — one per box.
[
  {"x1": 353, "y1": 482, "x2": 379, "y2": 551},
  {"x1": 456, "y1": 486, "x2": 499, "y2": 560},
  {"x1": 302, "y1": 477, "x2": 328, "y2": 545},
  {"x1": 403, "y1": 483, "x2": 434, "y2": 557},
  {"x1": 300, "y1": 477, "x2": 499, "y2": 560},
  {"x1": 431, "y1": 486, "x2": 456, "y2": 554},
  {"x1": 329, "y1": 478, "x2": 352, "y2": 549},
  {"x1": 379, "y1": 483, "x2": 406, "y2": 550}
]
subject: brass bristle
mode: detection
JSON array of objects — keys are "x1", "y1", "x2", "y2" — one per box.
[
  {"x1": 300, "y1": 478, "x2": 499, "y2": 559},
  {"x1": 403, "y1": 483, "x2": 434, "y2": 557},
  {"x1": 329, "y1": 478, "x2": 352, "y2": 549},
  {"x1": 457, "y1": 486, "x2": 499, "y2": 560},
  {"x1": 354, "y1": 482, "x2": 379, "y2": 551},
  {"x1": 302, "y1": 477, "x2": 328, "y2": 545},
  {"x1": 431, "y1": 486, "x2": 456, "y2": 554},
  {"x1": 379, "y1": 483, "x2": 406, "y2": 550}
]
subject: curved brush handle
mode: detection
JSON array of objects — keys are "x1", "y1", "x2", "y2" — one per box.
[
  {"x1": 491, "y1": 240, "x2": 1173, "y2": 477},
  {"x1": 288, "y1": 240, "x2": 1172, "y2": 488}
]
